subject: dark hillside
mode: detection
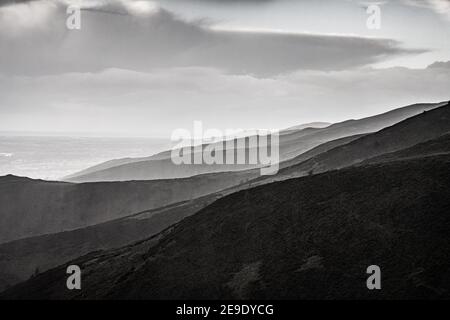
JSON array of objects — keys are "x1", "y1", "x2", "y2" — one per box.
[{"x1": 3, "y1": 154, "x2": 449, "y2": 299}]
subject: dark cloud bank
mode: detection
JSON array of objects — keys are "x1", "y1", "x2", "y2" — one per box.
[{"x1": 0, "y1": 0, "x2": 424, "y2": 77}]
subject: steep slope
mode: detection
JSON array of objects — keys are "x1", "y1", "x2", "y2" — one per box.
[
  {"x1": 269, "y1": 103, "x2": 450, "y2": 181},
  {"x1": 0, "y1": 133, "x2": 367, "y2": 291},
  {"x1": 0, "y1": 193, "x2": 220, "y2": 292},
  {"x1": 67, "y1": 102, "x2": 445, "y2": 182},
  {"x1": 0, "y1": 130, "x2": 370, "y2": 245},
  {"x1": 0, "y1": 170, "x2": 254, "y2": 244},
  {"x1": 1, "y1": 103, "x2": 448, "y2": 287},
  {"x1": 1, "y1": 102, "x2": 448, "y2": 296},
  {"x1": 279, "y1": 133, "x2": 366, "y2": 168},
  {"x1": 363, "y1": 133, "x2": 450, "y2": 165},
  {"x1": 3, "y1": 154, "x2": 449, "y2": 299}
]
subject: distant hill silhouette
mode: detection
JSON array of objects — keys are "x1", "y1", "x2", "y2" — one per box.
[
  {"x1": 66, "y1": 102, "x2": 446, "y2": 182},
  {"x1": 265, "y1": 102, "x2": 450, "y2": 182},
  {"x1": 283, "y1": 122, "x2": 331, "y2": 132}
]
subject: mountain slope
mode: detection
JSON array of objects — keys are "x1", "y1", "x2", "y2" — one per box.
[
  {"x1": 283, "y1": 122, "x2": 331, "y2": 132},
  {"x1": 0, "y1": 193, "x2": 220, "y2": 292},
  {"x1": 0, "y1": 133, "x2": 372, "y2": 291},
  {"x1": 1, "y1": 102, "x2": 448, "y2": 296},
  {"x1": 0, "y1": 134, "x2": 368, "y2": 289},
  {"x1": 0, "y1": 170, "x2": 254, "y2": 244},
  {"x1": 269, "y1": 102, "x2": 450, "y2": 181},
  {"x1": 0, "y1": 129, "x2": 371, "y2": 245},
  {"x1": 65, "y1": 122, "x2": 330, "y2": 180},
  {"x1": 363, "y1": 132, "x2": 450, "y2": 165},
  {"x1": 3, "y1": 154, "x2": 449, "y2": 299},
  {"x1": 67, "y1": 102, "x2": 446, "y2": 182},
  {"x1": 64, "y1": 122, "x2": 330, "y2": 180}
]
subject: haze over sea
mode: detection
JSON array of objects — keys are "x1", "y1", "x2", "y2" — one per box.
[{"x1": 0, "y1": 135, "x2": 170, "y2": 180}]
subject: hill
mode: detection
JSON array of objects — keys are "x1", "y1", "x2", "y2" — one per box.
[
  {"x1": 3, "y1": 154, "x2": 449, "y2": 299},
  {"x1": 0, "y1": 170, "x2": 255, "y2": 244},
  {"x1": 66, "y1": 102, "x2": 445, "y2": 182},
  {"x1": 268, "y1": 102, "x2": 450, "y2": 181},
  {"x1": 0, "y1": 127, "x2": 369, "y2": 244},
  {"x1": 283, "y1": 122, "x2": 331, "y2": 132},
  {"x1": 0, "y1": 133, "x2": 369, "y2": 291},
  {"x1": 0, "y1": 193, "x2": 220, "y2": 292},
  {"x1": 363, "y1": 133, "x2": 450, "y2": 165},
  {"x1": 1, "y1": 101, "x2": 449, "y2": 295},
  {"x1": 1, "y1": 104, "x2": 449, "y2": 289}
]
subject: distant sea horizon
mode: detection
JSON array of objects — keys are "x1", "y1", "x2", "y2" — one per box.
[{"x1": 0, "y1": 134, "x2": 171, "y2": 181}]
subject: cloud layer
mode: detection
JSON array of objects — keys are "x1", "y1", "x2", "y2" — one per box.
[
  {"x1": 1, "y1": 62, "x2": 448, "y2": 135},
  {"x1": 0, "y1": 0, "x2": 423, "y2": 76},
  {"x1": 401, "y1": 0, "x2": 450, "y2": 20},
  {"x1": 0, "y1": 0, "x2": 448, "y2": 137}
]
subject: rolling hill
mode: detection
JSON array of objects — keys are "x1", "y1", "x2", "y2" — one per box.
[
  {"x1": 0, "y1": 192, "x2": 221, "y2": 292},
  {"x1": 3, "y1": 152, "x2": 449, "y2": 299},
  {"x1": 66, "y1": 102, "x2": 446, "y2": 182},
  {"x1": 0, "y1": 133, "x2": 367, "y2": 290},
  {"x1": 1, "y1": 101, "x2": 449, "y2": 296},
  {"x1": 0, "y1": 128, "x2": 366, "y2": 245},
  {"x1": 1, "y1": 102, "x2": 449, "y2": 291},
  {"x1": 2, "y1": 132, "x2": 450, "y2": 293},
  {"x1": 266, "y1": 102, "x2": 450, "y2": 182},
  {"x1": 64, "y1": 122, "x2": 330, "y2": 180},
  {"x1": 363, "y1": 132, "x2": 450, "y2": 165},
  {"x1": 0, "y1": 170, "x2": 255, "y2": 244}
]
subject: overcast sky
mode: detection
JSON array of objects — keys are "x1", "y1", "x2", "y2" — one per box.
[{"x1": 0, "y1": 0, "x2": 449, "y2": 137}]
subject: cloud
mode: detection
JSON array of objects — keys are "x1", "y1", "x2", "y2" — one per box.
[
  {"x1": 401, "y1": 0, "x2": 450, "y2": 20},
  {"x1": 1, "y1": 62, "x2": 448, "y2": 135},
  {"x1": 0, "y1": 0, "x2": 424, "y2": 76},
  {"x1": 1, "y1": 0, "x2": 446, "y2": 137},
  {"x1": 0, "y1": 0, "x2": 59, "y2": 32}
]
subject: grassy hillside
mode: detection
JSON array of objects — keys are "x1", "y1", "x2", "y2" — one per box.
[
  {"x1": 0, "y1": 170, "x2": 255, "y2": 244},
  {"x1": 0, "y1": 193, "x2": 220, "y2": 292},
  {"x1": 363, "y1": 133, "x2": 450, "y2": 164},
  {"x1": 0, "y1": 134, "x2": 370, "y2": 291},
  {"x1": 3, "y1": 154, "x2": 449, "y2": 299},
  {"x1": 2, "y1": 109, "x2": 449, "y2": 292}
]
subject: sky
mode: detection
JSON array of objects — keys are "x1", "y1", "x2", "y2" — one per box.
[{"x1": 0, "y1": 0, "x2": 449, "y2": 137}]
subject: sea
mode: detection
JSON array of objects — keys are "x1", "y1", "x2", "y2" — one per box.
[{"x1": 0, "y1": 135, "x2": 171, "y2": 181}]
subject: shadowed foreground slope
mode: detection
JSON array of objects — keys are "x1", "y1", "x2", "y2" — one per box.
[
  {"x1": 3, "y1": 154, "x2": 450, "y2": 299},
  {"x1": 0, "y1": 193, "x2": 221, "y2": 292}
]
